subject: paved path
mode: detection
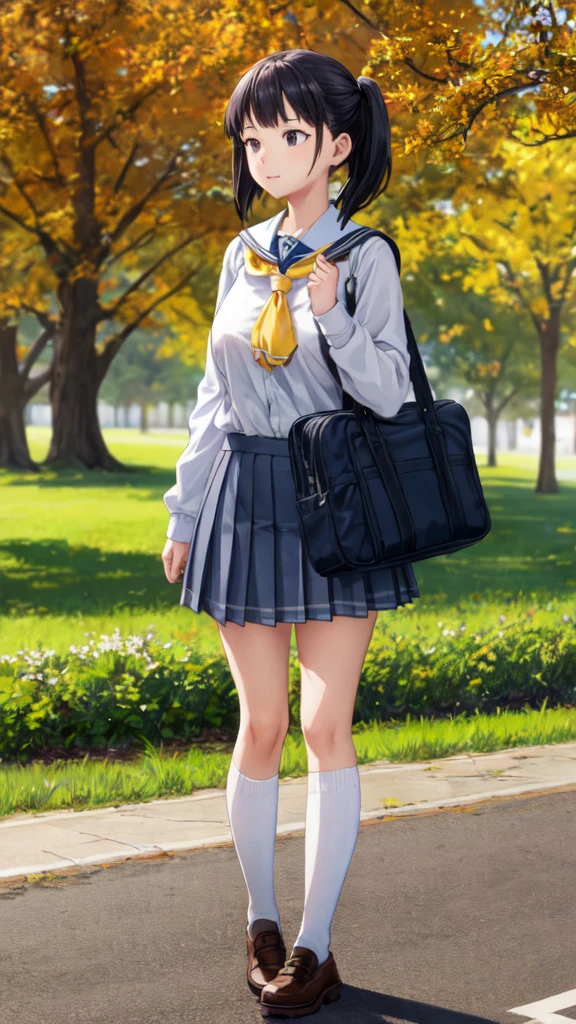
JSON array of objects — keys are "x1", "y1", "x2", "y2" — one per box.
[
  {"x1": 0, "y1": 784, "x2": 574, "y2": 1023},
  {"x1": 1, "y1": 741, "x2": 576, "y2": 880}
]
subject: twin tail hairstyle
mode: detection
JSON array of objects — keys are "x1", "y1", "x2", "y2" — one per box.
[{"x1": 223, "y1": 49, "x2": 392, "y2": 228}]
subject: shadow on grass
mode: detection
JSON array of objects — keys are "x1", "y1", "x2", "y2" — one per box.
[
  {"x1": 1, "y1": 471, "x2": 575, "y2": 616},
  {"x1": 1, "y1": 463, "x2": 176, "y2": 493},
  {"x1": 1, "y1": 539, "x2": 175, "y2": 617}
]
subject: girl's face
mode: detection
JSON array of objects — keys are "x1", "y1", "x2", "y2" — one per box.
[{"x1": 239, "y1": 96, "x2": 351, "y2": 202}]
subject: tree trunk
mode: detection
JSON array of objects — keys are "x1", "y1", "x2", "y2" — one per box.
[
  {"x1": 536, "y1": 321, "x2": 559, "y2": 494},
  {"x1": 44, "y1": 279, "x2": 126, "y2": 471},
  {"x1": 0, "y1": 324, "x2": 40, "y2": 471},
  {"x1": 506, "y1": 419, "x2": 517, "y2": 450},
  {"x1": 167, "y1": 402, "x2": 174, "y2": 428},
  {"x1": 140, "y1": 401, "x2": 148, "y2": 433},
  {"x1": 486, "y1": 410, "x2": 498, "y2": 468},
  {"x1": 113, "y1": 404, "x2": 119, "y2": 427}
]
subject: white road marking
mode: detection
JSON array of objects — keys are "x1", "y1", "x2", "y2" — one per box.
[{"x1": 508, "y1": 988, "x2": 576, "y2": 1023}]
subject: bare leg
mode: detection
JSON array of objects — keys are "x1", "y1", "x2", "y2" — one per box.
[
  {"x1": 217, "y1": 618, "x2": 293, "y2": 937},
  {"x1": 217, "y1": 619, "x2": 292, "y2": 779},
  {"x1": 292, "y1": 611, "x2": 378, "y2": 963},
  {"x1": 295, "y1": 610, "x2": 378, "y2": 772}
]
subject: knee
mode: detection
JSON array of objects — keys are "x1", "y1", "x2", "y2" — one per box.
[
  {"x1": 240, "y1": 710, "x2": 289, "y2": 758},
  {"x1": 300, "y1": 715, "x2": 346, "y2": 759}
]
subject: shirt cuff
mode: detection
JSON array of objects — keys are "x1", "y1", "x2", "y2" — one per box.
[
  {"x1": 313, "y1": 300, "x2": 355, "y2": 349},
  {"x1": 166, "y1": 514, "x2": 196, "y2": 544}
]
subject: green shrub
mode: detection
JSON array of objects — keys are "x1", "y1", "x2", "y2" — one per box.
[
  {"x1": 1, "y1": 610, "x2": 575, "y2": 763},
  {"x1": 0, "y1": 629, "x2": 240, "y2": 762}
]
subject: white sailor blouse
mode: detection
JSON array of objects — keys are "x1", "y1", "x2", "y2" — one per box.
[{"x1": 163, "y1": 200, "x2": 411, "y2": 544}]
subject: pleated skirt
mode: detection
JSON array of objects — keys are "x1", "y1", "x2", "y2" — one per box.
[{"x1": 180, "y1": 432, "x2": 420, "y2": 627}]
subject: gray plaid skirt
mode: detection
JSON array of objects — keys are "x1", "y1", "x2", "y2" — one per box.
[{"x1": 180, "y1": 431, "x2": 419, "y2": 627}]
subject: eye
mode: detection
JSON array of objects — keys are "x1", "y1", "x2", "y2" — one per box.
[
  {"x1": 284, "y1": 129, "x2": 310, "y2": 147},
  {"x1": 243, "y1": 137, "x2": 261, "y2": 153}
]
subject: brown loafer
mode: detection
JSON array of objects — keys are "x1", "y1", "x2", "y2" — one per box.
[
  {"x1": 247, "y1": 919, "x2": 287, "y2": 997},
  {"x1": 259, "y1": 945, "x2": 342, "y2": 1018}
]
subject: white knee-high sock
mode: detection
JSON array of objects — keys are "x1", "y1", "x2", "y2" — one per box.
[
  {"x1": 225, "y1": 760, "x2": 281, "y2": 936},
  {"x1": 293, "y1": 765, "x2": 361, "y2": 965}
]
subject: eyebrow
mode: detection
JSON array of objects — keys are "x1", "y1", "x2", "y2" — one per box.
[{"x1": 241, "y1": 118, "x2": 300, "y2": 132}]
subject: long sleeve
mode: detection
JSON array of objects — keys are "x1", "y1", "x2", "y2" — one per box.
[
  {"x1": 313, "y1": 235, "x2": 411, "y2": 419},
  {"x1": 163, "y1": 236, "x2": 242, "y2": 543}
]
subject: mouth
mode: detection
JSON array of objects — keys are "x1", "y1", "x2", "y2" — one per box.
[{"x1": 267, "y1": 175, "x2": 280, "y2": 179}]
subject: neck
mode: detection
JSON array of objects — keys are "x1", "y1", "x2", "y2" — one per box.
[{"x1": 281, "y1": 180, "x2": 330, "y2": 238}]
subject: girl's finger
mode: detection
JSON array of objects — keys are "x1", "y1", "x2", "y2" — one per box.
[{"x1": 313, "y1": 263, "x2": 330, "y2": 279}]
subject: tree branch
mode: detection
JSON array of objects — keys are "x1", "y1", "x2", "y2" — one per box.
[
  {"x1": 337, "y1": 0, "x2": 381, "y2": 32},
  {"x1": 91, "y1": 85, "x2": 163, "y2": 150},
  {"x1": 19, "y1": 325, "x2": 55, "y2": 383},
  {"x1": 26, "y1": 98, "x2": 65, "y2": 186},
  {"x1": 114, "y1": 138, "x2": 140, "y2": 192},
  {"x1": 101, "y1": 227, "x2": 157, "y2": 272},
  {"x1": 105, "y1": 153, "x2": 180, "y2": 251},
  {"x1": 498, "y1": 258, "x2": 542, "y2": 335},
  {"x1": 404, "y1": 57, "x2": 449, "y2": 84},
  {"x1": 0, "y1": 152, "x2": 42, "y2": 221},
  {"x1": 97, "y1": 266, "x2": 201, "y2": 379},
  {"x1": 434, "y1": 78, "x2": 546, "y2": 145},
  {"x1": 0, "y1": 202, "x2": 37, "y2": 235},
  {"x1": 496, "y1": 386, "x2": 519, "y2": 416},
  {"x1": 23, "y1": 363, "x2": 53, "y2": 402},
  {"x1": 98, "y1": 234, "x2": 200, "y2": 321}
]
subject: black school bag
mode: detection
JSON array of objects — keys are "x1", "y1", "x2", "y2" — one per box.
[{"x1": 287, "y1": 227, "x2": 491, "y2": 577}]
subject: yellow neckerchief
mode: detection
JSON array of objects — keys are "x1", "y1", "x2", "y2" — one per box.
[{"x1": 243, "y1": 242, "x2": 334, "y2": 372}]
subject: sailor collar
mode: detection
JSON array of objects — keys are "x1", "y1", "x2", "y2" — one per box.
[{"x1": 239, "y1": 200, "x2": 366, "y2": 265}]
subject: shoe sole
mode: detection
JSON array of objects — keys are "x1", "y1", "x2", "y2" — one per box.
[{"x1": 260, "y1": 981, "x2": 341, "y2": 1018}]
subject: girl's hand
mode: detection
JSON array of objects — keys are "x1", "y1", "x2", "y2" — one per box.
[
  {"x1": 307, "y1": 252, "x2": 339, "y2": 317},
  {"x1": 162, "y1": 538, "x2": 190, "y2": 584}
]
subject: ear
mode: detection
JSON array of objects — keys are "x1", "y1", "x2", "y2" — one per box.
[{"x1": 331, "y1": 132, "x2": 352, "y2": 169}]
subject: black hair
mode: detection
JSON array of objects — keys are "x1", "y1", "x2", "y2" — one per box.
[{"x1": 223, "y1": 49, "x2": 392, "y2": 227}]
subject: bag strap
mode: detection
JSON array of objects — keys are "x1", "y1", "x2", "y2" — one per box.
[
  {"x1": 335, "y1": 228, "x2": 440, "y2": 430},
  {"x1": 329, "y1": 227, "x2": 468, "y2": 542}
]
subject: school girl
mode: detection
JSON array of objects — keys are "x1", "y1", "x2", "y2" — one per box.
[{"x1": 161, "y1": 49, "x2": 419, "y2": 1018}]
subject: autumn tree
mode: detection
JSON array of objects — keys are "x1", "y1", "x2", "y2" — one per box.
[
  {"x1": 396, "y1": 243, "x2": 540, "y2": 466},
  {"x1": 353, "y1": 0, "x2": 576, "y2": 154},
  {"x1": 0, "y1": 0, "x2": 393, "y2": 471},
  {"x1": 0, "y1": 0, "x2": 253, "y2": 470},
  {"x1": 0, "y1": 224, "x2": 57, "y2": 469},
  {"x1": 385, "y1": 133, "x2": 576, "y2": 491}
]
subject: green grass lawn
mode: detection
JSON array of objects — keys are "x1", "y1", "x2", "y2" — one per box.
[
  {"x1": 2, "y1": 705, "x2": 575, "y2": 818},
  {"x1": 1, "y1": 430, "x2": 575, "y2": 817},
  {"x1": 1, "y1": 428, "x2": 575, "y2": 656}
]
